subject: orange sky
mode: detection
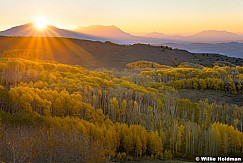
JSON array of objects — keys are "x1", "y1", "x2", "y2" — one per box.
[{"x1": 0, "y1": 0, "x2": 243, "y2": 35}]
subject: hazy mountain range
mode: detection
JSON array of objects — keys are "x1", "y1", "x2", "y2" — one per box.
[
  {"x1": 74, "y1": 25, "x2": 243, "y2": 44},
  {"x1": 0, "y1": 23, "x2": 173, "y2": 44},
  {"x1": 165, "y1": 42, "x2": 243, "y2": 58},
  {"x1": 74, "y1": 25, "x2": 133, "y2": 40},
  {"x1": 144, "y1": 30, "x2": 243, "y2": 43},
  {"x1": 1, "y1": 23, "x2": 243, "y2": 58}
]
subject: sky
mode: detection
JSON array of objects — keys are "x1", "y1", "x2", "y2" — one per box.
[{"x1": 0, "y1": 0, "x2": 243, "y2": 35}]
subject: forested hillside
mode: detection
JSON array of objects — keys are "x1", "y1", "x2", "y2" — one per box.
[{"x1": 0, "y1": 56, "x2": 242, "y2": 162}]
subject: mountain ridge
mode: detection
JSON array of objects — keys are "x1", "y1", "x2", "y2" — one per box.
[
  {"x1": 74, "y1": 25, "x2": 133, "y2": 39},
  {"x1": 145, "y1": 30, "x2": 243, "y2": 43},
  {"x1": 0, "y1": 23, "x2": 174, "y2": 44},
  {"x1": 1, "y1": 24, "x2": 243, "y2": 58},
  {"x1": 0, "y1": 36, "x2": 242, "y2": 69},
  {"x1": 0, "y1": 23, "x2": 105, "y2": 41},
  {"x1": 186, "y1": 30, "x2": 243, "y2": 43},
  {"x1": 1, "y1": 24, "x2": 243, "y2": 44}
]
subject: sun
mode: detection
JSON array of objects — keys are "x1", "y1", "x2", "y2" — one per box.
[{"x1": 35, "y1": 17, "x2": 48, "y2": 30}]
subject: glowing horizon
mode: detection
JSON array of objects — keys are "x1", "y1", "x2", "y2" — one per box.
[
  {"x1": 0, "y1": 0, "x2": 243, "y2": 35},
  {"x1": 34, "y1": 17, "x2": 48, "y2": 30}
]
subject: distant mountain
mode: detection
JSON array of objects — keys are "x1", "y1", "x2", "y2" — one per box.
[
  {"x1": 74, "y1": 25, "x2": 133, "y2": 39},
  {"x1": 143, "y1": 32, "x2": 185, "y2": 41},
  {"x1": 0, "y1": 23, "x2": 177, "y2": 44},
  {"x1": 165, "y1": 42, "x2": 243, "y2": 58},
  {"x1": 186, "y1": 30, "x2": 243, "y2": 43},
  {"x1": 74, "y1": 25, "x2": 176, "y2": 44},
  {"x1": 144, "y1": 30, "x2": 243, "y2": 43},
  {"x1": 0, "y1": 23, "x2": 104, "y2": 41}
]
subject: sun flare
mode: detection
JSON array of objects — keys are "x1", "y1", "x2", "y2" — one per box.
[{"x1": 35, "y1": 17, "x2": 48, "y2": 30}]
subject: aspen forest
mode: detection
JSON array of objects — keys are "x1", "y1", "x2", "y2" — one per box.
[{"x1": 0, "y1": 55, "x2": 243, "y2": 162}]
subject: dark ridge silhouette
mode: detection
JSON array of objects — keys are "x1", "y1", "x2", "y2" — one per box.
[{"x1": 0, "y1": 36, "x2": 242, "y2": 68}]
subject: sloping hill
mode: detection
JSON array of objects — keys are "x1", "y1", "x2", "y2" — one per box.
[{"x1": 0, "y1": 36, "x2": 242, "y2": 68}]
